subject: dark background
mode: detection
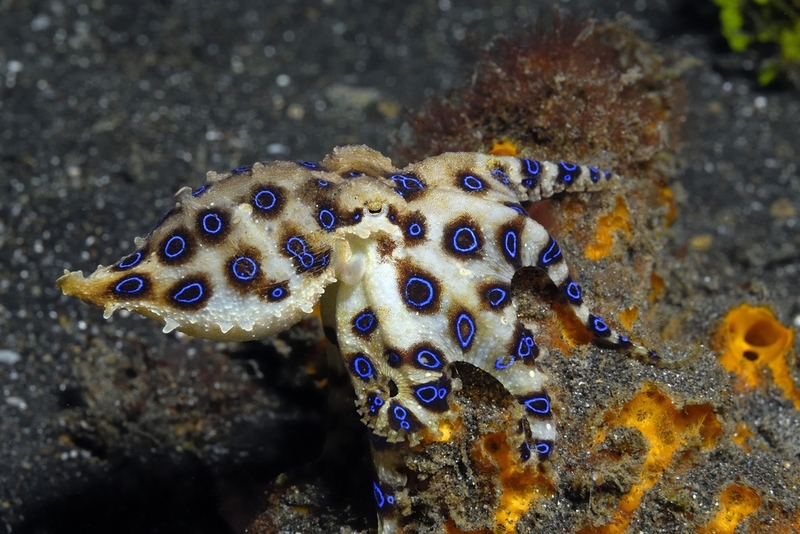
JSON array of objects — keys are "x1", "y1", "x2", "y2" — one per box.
[{"x1": 1, "y1": 0, "x2": 799, "y2": 532}]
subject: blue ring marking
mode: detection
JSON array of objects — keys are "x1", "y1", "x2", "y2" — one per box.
[
  {"x1": 487, "y1": 286, "x2": 508, "y2": 308},
  {"x1": 589, "y1": 167, "x2": 600, "y2": 183},
  {"x1": 592, "y1": 316, "x2": 609, "y2": 332},
  {"x1": 392, "y1": 405, "x2": 410, "y2": 430},
  {"x1": 345, "y1": 170, "x2": 362, "y2": 178},
  {"x1": 267, "y1": 284, "x2": 288, "y2": 301},
  {"x1": 492, "y1": 168, "x2": 509, "y2": 184},
  {"x1": 415, "y1": 385, "x2": 439, "y2": 404},
  {"x1": 455, "y1": 312, "x2": 475, "y2": 349},
  {"x1": 620, "y1": 336, "x2": 629, "y2": 344},
  {"x1": 114, "y1": 276, "x2": 145, "y2": 294},
  {"x1": 604, "y1": 170, "x2": 612, "y2": 180},
  {"x1": 353, "y1": 356, "x2": 374, "y2": 379},
  {"x1": 118, "y1": 251, "x2": 142, "y2": 270},
  {"x1": 317, "y1": 179, "x2": 329, "y2": 187},
  {"x1": 524, "y1": 396, "x2": 550, "y2": 414},
  {"x1": 404, "y1": 276, "x2": 434, "y2": 308},
  {"x1": 318, "y1": 209, "x2": 335, "y2": 231},
  {"x1": 522, "y1": 159, "x2": 541, "y2": 176},
  {"x1": 519, "y1": 442, "x2": 531, "y2": 461},
  {"x1": 461, "y1": 174, "x2": 483, "y2": 191},
  {"x1": 558, "y1": 161, "x2": 577, "y2": 183},
  {"x1": 367, "y1": 393, "x2": 384, "y2": 414},
  {"x1": 508, "y1": 205, "x2": 527, "y2": 216},
  {"x1": 298, "y1": 161, "x2": 319, "y2": 169},
  {"x1": 173, "y1": 282, "x2": 205, "y2": 304},
  {"x1": 373, "y1": 482, "x2": 393, "y2": 508},
  {"x1": 534, "y1": 442, "x2": 552, "y2": 455},
  {"x1": 540, "y1": 238, "x2": 562, "y2": 265},
  {"x1": 409, "y1": 222, "x2": 422, "y2": 236},
  {"x1": 286, "y1": 236, "x2": 315, "y2": 269},
  {"x1": 254, "y1": 189, "x2": 277, "y2": 211},
  {"x1": 391, "y1": 174, "x2": 424, "y2": 192},
  {"x1": 494, "y1": 356, "x2": 515, "y2": 369},
  {"x1": 164, "y1": 235, "x2": 186, "y2": 258},
  {"x1": 191, "y1": 184, "x2": 208, "y2": 197},
  {"x1": 415, "y1": 349, "x2": 442, "y2": 370},
  {"x1": 202, "y1": 213, "x2": 223, "y2": 234},
  {"x1": 352, "y1": 212, "x2": 361, "y2": 222},
  {"x1": 565, "y1": 281, "x2": 582, "y2": 302},
  {"x1": 231, "y1": 256, "x2": 258, "y2": 281},
  {"x1": 516, "y1": 334, "x2": 536, "y2": 359},
  {"x1": 386, "y1": 351, "x2": 401, "y2": 367},
  {"x1": 232, "y1": 165, "x2": 251, "y2": 174},
  {"x1": 452, "y1": 227, "x2": 479, "y2": 253},
  {"x1": 354, "y1": 311, "x2": 376, "y2": 333},
  {"x1": 504, "y1": 230, "x2": 518, "y2": 259}
]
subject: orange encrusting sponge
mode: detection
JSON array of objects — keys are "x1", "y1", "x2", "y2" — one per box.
[
  {"x1": 482, "y1": 433, "x2": 554, "y2": 534},
  {"x1": 578, "y1": 384, "x2": 722, "y2": 534},
  {"x1": 697, "y1": 484, "x2": 762, "y2": 534},
  {"x1": 584, "y1": 197, "x2": 632, "y2": 261},
  {"x1": 716, "y1": 304, "x2": 798, "y2": 409}
]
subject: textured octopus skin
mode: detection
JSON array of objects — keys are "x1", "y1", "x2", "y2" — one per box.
[{"x1": 57, "y1": 145, "x2": 652, "y2": 530}]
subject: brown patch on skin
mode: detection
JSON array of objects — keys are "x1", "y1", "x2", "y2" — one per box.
[
  {"x1": 165, "y1": 275, "x2": 213, "y2": 311},
  {"x1": 107, "y1": 272, "x2": 154, "y2": 301},
  {"x1": 405, "y1": 342, "x2": 448, "y2": 371},
  {"x1": 376, "y1": 236, "x2": 396, "y2": 257},
  {"x1": 476, "y1": 281, "x2": 512, "y2": 312},
  {"x1": 263, "y1": 280, "x2": 291, "y2": 302},
  {"x1": 385, "y1": 170, "x2": 427, "y2": 201},
  {"x1": 441, "y1": 215, "x2": 485, "y2": 260},
  {"x1": 247, "y1": 182, "x2": 287, "y2": 219},
  {"x1": 315, "y1": 203, "x2": 339, "y2": 232},
  {"x1": 399, "y1": 211, "x2": 427, "y2": 245},
  {"x1": 112, "y1": 244, "x2": 150, "y2": 272},
  {"x1": 156, "y1": 228, "x2": 196, "y2": 266},
  {"x1": 455, "y1": 172, "x2": 488, "y2": 194},
  {"x1": 446, "y1": 307, "x2": 477, "y2": 352},
  {"x1": 278, "y1": 226, "x2": 331, "y2": 274},
  {"x1": 195, "y1": 207, "x2": 232, "y2": 245},
  {"x1": 351, "y1": 308, "x2": 379, "y2": 339},
  {"x1": 396, "y1": 260, "x2": 441, "y2": 314},
  {"x1": 224, "y1": 246, "x2": 268, "y2": 296},
  {"x1": 496, "y1": 218, "x2": 525, "y2": 269}
]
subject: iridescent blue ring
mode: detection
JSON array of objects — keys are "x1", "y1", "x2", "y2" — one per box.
[
  {"x1": 114, "y1": 276, "x2": 145, "y2": 294},
  {"x1": 504, "y1": 230, "x2": 518, "y2": 258},
  {"x1": 173, "y1": 282, "x2": 204, "y2": 304},
  {"x1": 254, "y1": 189, "x2": 277, "y2": 210},
  {"x1": 452, "y1": 227, "x2": 479, "y2": 253},
  {"x1": 353, "y1": 356, "x2": 373, "y2": 379},
  {"x1": 461, "y1": 174, "x2": 483, "y2": 191},
  {"x1": 415, "y1": 349, "x2": 441, "y2": 369},
  {"x1": 118, "y1": 251, "x2": 142, "y2": 269},
  {"x1": 202, "y1": 213, "x2": 223, "y2": 234},
  {"x1": 231, "y1": 256, "x2": 258, "y2": 281},
  {"x1": 164, "y1": 236, "x2": 186, "y2": 258},
  {"x1": 455, "y1": 312, "x2": 475, "y2": 349},
  {"x1": 404, "y1": 276, "x2": 434, "y2": 308},
  {"x1": 318, "y1": 209, "x2": 335, "y2": 230}
]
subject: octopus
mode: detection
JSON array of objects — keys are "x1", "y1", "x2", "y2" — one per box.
[{"x1": 57, "y1": 145, "x2": 654, "y2": 532}]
